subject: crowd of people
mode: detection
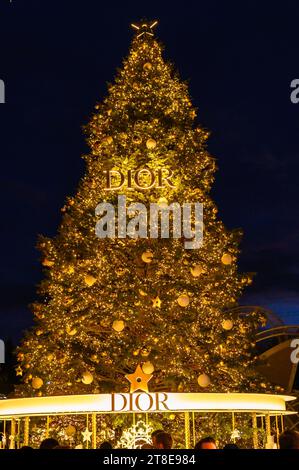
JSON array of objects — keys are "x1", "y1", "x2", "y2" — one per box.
[{"x1": 17, "y1": 429, "x2": 299, "y2": 450}]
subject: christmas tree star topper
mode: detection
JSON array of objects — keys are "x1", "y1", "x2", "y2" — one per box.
[
  {"x1": 131, "y1": 20, "x2": 158, "y2": 38},
  {"x1": 125, "y1": 364, "x2": 153, "y2": 393}
]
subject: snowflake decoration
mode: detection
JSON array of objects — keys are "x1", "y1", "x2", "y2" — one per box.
[{"x1": 117, "y1": 420, "x2": 153, "y2": 449}]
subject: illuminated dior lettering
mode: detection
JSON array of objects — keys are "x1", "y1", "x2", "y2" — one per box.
[
  {"x1": 104, "y1": 168, "x2": 175, "y2": 190},
  {"x1": 111, "y1": 392, "x2": 170, "y2": 412}
]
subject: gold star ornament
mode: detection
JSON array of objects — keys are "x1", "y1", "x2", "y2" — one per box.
[
  {"x1": 125, "y1": 364, "x2": 153, "y2": 393},
  {"x1": 15, "y1": 366, "x2": 23, "y2": 376},
  {"x1": 81, "y1": 427, "x2": 92, "y2": 443},
  {"x1": 152, "y1": 296, "x2": 161, "y2": 308}
]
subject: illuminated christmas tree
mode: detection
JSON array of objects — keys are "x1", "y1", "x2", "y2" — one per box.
[{"x1": 15, "y1": 21, "x2": 271, "y2": 399}]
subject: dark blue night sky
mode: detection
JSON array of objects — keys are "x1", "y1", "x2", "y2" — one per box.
[{"x1": 0, "y1": 0, "x2": 299, "y2": 343}]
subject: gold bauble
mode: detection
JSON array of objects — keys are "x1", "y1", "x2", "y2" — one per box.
[
  {"x1": 81, "y1": 371, "x2": 94, "y2": 385},
  {"x1": 197, "y1": 373, "x2": 211, "y2": 388},
  {"x1": 133, "y1": 349, "x2": 140, "y2": 356},
  {"x1": 65, "y1": 425, "x2": 76, "y2": 437},
  {"x1": 17, "y1": 353, "x2": 24, "y2": 361},
  {"x1": 112, "y1": 320, "x2": 125, "y2": 332},
  {"x1": 221, "y1": 253, "x2": 233, "y2": 265},
  {"x1": 169, "y1": 414, "x2": 176, "y2": 420},
  {"x1": 84, "y1": 274, "x2": 97, "y2": 287},
  {"x1": 222, "y1": 319, "x2": 234, "y2": 331},
  {"x1": 142, "y1": 361, "x2": 154, "y2": 374},
  {"x1": 146, "y1": 138, "x2": 157, "y2": 150},
  {"x1": 37, "y1": 391, "x2": 43, "y2": 397},
  {"x1": 190, "y1": 264, "x2": 204, "y2": 277},
  {"x1": 177, "y1": 294, "x2": 190, "y2": 307},
  {"x1": 141, "y1": 251, "x2": 153, "y2": 263},
  {"x1": 143, "y1": 62, "x2": 152, "y2": 71},
  {"x1": 157, "y1": 197, "x2": 168, "y2": 208},
  {"x1": 47, "y1": 353, "x2": 54, "y2": 362},
  {"x1": 36, "y1": 329, "x2": 43, "y2": 336},
  {"x1": 32, "y1": 377, "x2": 43, "y2": 390}
]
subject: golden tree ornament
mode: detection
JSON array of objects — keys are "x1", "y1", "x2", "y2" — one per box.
[
  {"x1": 177, "y1": 294, "x2": 190, "y2": 307},
  {"x1": 81, "y1": 428, "x2": 92, "y2": 443},
  {"x1": 157, "y1": 197, "x2": 168, "y2": 208},
  {"x1": 112, "y1": 320, "x2": 125, "y2": 332},
  {"x1": 197, "y1": 373, "x2": 211, "y2": 388},
  {"x1": 81, "y1": 371, "x2": 94, "y2": 385},
  {"x1": 141, "y1": 251, "x2": 153, "y2": 263},
  {"x1": 15, "y1": 366, "x2": 23, "y2": 377},
  {"x1": 222, "y1": 319, "x2": 234, "y2": 331},
  {"x1": 221, "y1": 253, "x2": 233, "y2": 265},
  {"x1": 125, "y1": 364, "x2": 153, "y2": 393},
  {"x1": 142, "y1": 361, "x2": 154, "y2": 374},
  {"x1": 84, "y1": 274, "x2": 97, "y2": 287},
  {"x1": 65, "y1": 425, "x2": 76, "y2": 437},
  {"x1": 146, "y1": 138, "x2": 157, "y2": 149},
  {"x1": 32, "y1": 377, "x2": 43, "y2": 389},
  {"x1": 190, "y1": 264, "x2": 205, "y2": 277},
  {"x1": 152, "y1": 296, "x2": 161, "y2": 308}
]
